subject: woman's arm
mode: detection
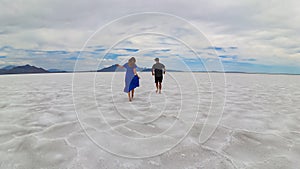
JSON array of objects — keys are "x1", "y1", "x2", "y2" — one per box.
[
  {"x1": 116, "y1": 64, "x2": 124, "y2": 69},
  {"x1": 133, "y1": 68, "x2": 140, "y2": 79}
]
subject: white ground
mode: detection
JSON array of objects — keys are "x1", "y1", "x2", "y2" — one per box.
[{"x1": 0, "y1": 72, "x2": 300, "y2": 169}]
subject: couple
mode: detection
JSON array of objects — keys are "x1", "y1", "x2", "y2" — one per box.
[{"x1": 116, "y1": 57, "x2": 166, "y2": 102}]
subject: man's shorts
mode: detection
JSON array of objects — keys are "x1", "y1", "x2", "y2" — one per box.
[{"x1": 155, "y1": 76, "x2": 163, "y2": 83}]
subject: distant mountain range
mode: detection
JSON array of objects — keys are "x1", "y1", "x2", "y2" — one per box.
[
  {"x1": 1, "y1": 64, "x2": 297, "y2": 75},
  {"x1": 0, "y1": 64, "x2": 182, "y2": 75},
  {"x1": 0, "y1": 64, "x2": 49, "y2": 74},
  {"x1": 97, "y1": 64, "x2": 124, "y2": 72},
  {"x1": 0, "y1": 64, "x2": 69, "y2": 75}
]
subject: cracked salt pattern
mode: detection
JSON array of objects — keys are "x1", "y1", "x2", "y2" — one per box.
[{"x1": 0, "y1": 72, "x2": 299, "y2": 168}]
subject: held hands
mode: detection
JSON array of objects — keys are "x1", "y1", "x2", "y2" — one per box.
[
  {"x1": 135, "y1": 74, "x2": 141, "y2": 79},
  {"x1": 116, "y1": 64, "x2": 124, "y2": 69}
]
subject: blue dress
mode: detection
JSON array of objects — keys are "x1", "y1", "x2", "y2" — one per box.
[{"x1": 123, "y1": 63, "x2": 139, "y2": 93}]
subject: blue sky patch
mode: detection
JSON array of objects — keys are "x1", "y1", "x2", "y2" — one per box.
[
  {"x1": 207, "y1": 46, "x2": 224, "y2": 51},
  {"x1": 222, "y1": 60, "x2": 300, "y2": 74},
  {"x1": 219, "y1": 55, "x2": 238, "y2": 59},
  {"x1": 94, "y1": 48, "x2": 106, "y2": 52},
  {"x1": 119, "y1": 48, "x2": 139, "y2": 52},
  {"x1": 46, "y1": 50, "x2": 69, "y2": 55},
  {"x1": 0, "y1": 45, "x2": 14, "y2": 51},
  {"x1": 87, "y1": 45, "x2": 104, "y2": 49},
  {"x1": 64, "y1": 56, "x2": 84, "y2": 60},
  {"x1": 104, "y1": 53, "x2": 128, "y2": 59},
  {"x1": 245, "y1": 58, "x2": 257, "y2": 61},
  {"x1": 160, "y1": 49, "x2": 171, "y2": 52}
]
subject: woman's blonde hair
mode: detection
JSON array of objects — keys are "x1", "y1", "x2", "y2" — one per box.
[{"x1": 128, "y1": 57, "x2": 136, "y2": 68}]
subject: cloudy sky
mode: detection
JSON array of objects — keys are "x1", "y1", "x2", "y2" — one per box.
[{"x1": 0, "y1": 0, "x2": 300, "y2": 73}]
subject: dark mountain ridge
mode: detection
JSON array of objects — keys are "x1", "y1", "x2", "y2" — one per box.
[{"x1": 0, "y1": 64, "x2": 49, "y2": 74}]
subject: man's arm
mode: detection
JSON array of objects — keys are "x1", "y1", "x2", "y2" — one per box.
[{"x1": 152, "y1": 66, "x2": 155, "y2": 76}]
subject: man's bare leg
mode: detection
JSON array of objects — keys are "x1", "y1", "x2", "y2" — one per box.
[
  {"x1": 155, "y1": 83, "x2": 159, "y2": 93},
  {"x1": 159, "y1": 82, "x2": 162, "y2": 94}
]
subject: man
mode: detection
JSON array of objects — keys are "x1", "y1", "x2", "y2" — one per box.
[{"x1": 152, "y1": 58, "x2": 166, "y2": 94}]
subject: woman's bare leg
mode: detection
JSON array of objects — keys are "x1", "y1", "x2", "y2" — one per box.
[
  {"x1": 128, "y1": 92, "x2": 131, "y2": 102},
  {"x1": 131, "y1": 89, "x2": 134, "y2": 99}
]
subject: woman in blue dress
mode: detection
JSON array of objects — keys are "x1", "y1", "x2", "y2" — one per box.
[{"x1": 116, "y1": 57, "x2": 140, "y2": 102}]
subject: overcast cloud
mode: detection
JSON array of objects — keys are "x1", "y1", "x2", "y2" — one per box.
[{"x1": 0, "y1": 0, "x2": 299, "y2": 73}]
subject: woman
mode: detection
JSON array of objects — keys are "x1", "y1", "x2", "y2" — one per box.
[{"x1": 116, "y1": 57, "x2": 140, "y2": 102}]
